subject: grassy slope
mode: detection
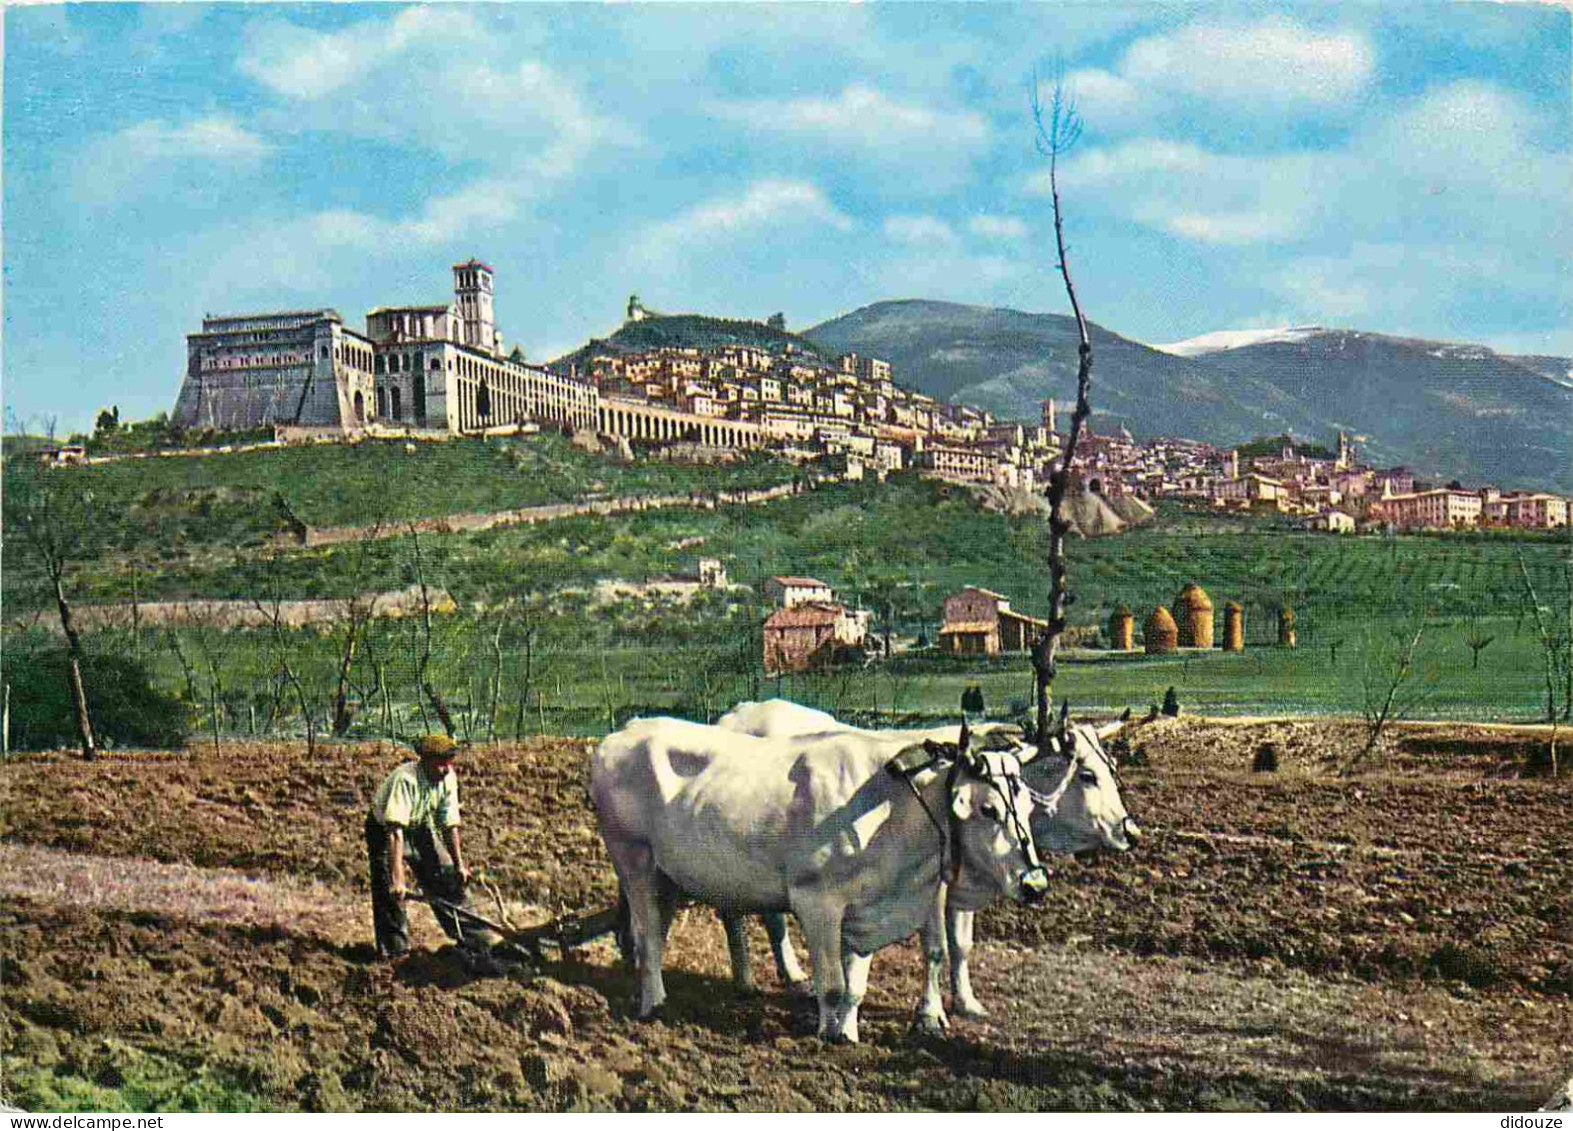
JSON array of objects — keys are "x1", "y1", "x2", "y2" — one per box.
[
  {"x1": 4, "y1": 439, "x2": 1567, "y2": 728},
  {"x1": 57, "y1": 432, "x2": 796, "y2": 527}
]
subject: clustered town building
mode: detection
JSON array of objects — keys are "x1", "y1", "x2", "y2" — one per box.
[
  {"x1": 172, "y1": 258, "x2": 1568, "y2": 534},
  {"x1": 173, "y1": 263, "x2": 1061, "y2": 491},
  {"x1": 1061, "y1": 426, "x2": 1568, "y2": 532}
]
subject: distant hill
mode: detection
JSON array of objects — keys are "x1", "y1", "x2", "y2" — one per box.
[
  {"x1": 802, "y1": 300, "x2": 1310, "y2": 457},
  {"x1": 1176, "y1": 328, "x2": 1573, "y2": 492},
  {"x1": 550, "y1": 314, "x2": 830, "y2": 372},
  {"x1": 804, "y1": 301, "x2": 1572, "y2": 492}
]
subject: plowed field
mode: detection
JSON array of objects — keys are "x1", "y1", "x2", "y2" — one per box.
[{"x1": 2, "y1": 718, "x2": 1569, "y2": 1112}]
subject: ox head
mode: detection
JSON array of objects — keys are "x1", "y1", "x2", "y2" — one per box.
[
  {"x1": 1025, "y1": 704, "x2": 1141, "y2": 856},
  {"x1": 946, "y1": 747, "x2": 1050, "y2": 909}
]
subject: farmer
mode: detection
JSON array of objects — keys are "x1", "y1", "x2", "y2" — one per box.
[{"x1": 365, "y1": 734, "x2": 473, "y2": 959}]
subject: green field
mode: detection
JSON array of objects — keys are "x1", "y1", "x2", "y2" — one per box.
[{"x1": 3, "y1": 434, "x2": 1568, "y2": 746}]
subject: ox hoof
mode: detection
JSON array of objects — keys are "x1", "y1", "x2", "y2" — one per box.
[
  {"x1": 634, "y1": 1004, "x2": 666, "y2": 1023},
  {"x1": 954, "y1": 999, "x2": 990, "y2": 1020},
  {"x1": 785, "y1": 978, "x2": 814, "y2": 999},
  {"x1": 912, "y1": 1011, "x2": 950, "y2": 1038},
  {"x1": 823, "y1": 1031, "x2": 855, "y2": 1046}
]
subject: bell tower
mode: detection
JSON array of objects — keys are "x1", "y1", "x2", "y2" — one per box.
[
  {"x1": 1336, "y1": 429, "x2": 1354, "y2": 470},
  {"x1": 453, "y1": 259, "x2": 498, "y2": 356}
]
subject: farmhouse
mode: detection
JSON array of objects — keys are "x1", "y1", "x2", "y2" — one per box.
[
  {"x1": 938, "y1": 586, "x2": 1047, "y2": 655},
  {"x1": 762, "y1": 603, "x2": 868, "y2": 673},
  {"x1": 764, "y1": 576, "x2": 835, "y2": 608}
]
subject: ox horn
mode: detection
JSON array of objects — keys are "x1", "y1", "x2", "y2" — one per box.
[{"x1": 1095, "y1": 707, "x2": 1132, "y2": 742}]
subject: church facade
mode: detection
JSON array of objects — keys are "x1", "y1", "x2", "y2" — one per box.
[{"x1": 172, "y1": 260, "x2": 595, "y2": 435}]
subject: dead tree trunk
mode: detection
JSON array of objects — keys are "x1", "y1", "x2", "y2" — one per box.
[
  {"x1": 408, "y1": 525, "x2": 456, "y2": 738},
  {"x1": 487, "y1": 609, "x2": 508, "y2": 745},
  {"x1": 1517, "y1": 550, "x2": 1564, "y2": 777},
  {"x1": 55, "y1": 575, "x2": 98, "y2": 761},
  {"x1": 1028, "y1": 72, "x2": 1093, "y2": 751}
]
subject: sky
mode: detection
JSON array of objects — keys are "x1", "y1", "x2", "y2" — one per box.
[{"x1": 4, "y1": 1, "x2": 1570, "y2": 435}]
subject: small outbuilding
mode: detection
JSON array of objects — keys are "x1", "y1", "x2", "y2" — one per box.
[{"x1": 939, "y1": 586, "x2": 1048, "y2": 656}]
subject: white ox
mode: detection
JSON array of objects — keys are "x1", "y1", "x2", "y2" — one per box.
[
  {"x1": 590, "y1": 716, "x2": 1049, "y2": 1042},
  {"x1": 716, "y1": 698, "x2": 1140, "y2": 1028}
]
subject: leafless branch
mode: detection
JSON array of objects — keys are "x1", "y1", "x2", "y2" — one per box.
[{"x1": 1028, "y1": 65, "x2": 1096, "y2": 749}]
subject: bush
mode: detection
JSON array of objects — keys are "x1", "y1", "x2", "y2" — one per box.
[{"x1": 1, "y1": 637, "x2": 190, "y2": 751}]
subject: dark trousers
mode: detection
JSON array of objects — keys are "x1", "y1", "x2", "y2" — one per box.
[{"x1": 365, "y1": 817, "x2": 467, "y2": 957}]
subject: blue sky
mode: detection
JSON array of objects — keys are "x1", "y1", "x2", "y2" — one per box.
[{"x1": 4, "y1": 1, "x2": 1570, "y2": 434}]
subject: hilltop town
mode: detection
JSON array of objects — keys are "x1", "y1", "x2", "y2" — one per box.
[{"x1": 142, "y1": 258, "x2": 1570, "y2": 536}]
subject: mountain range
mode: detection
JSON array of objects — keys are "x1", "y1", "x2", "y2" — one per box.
[
  {"x1": 550, "y1": 300, "x2": 1571, "y2": 493},
  {"x1": 804, "y1": 301, "x2": 1572, "y2": 493}
]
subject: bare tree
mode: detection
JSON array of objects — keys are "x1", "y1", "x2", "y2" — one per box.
[
  {"x1": 407, "y1": 524, "x2": 456, "y2": 737},
  {"x1": 328, "y1": 516, "x2": 388, "y2": 736},
  {"x1": 1515, "y1": 542, "x2": 1570, "y2": 776},
  {"x1": 1028, "y1": 69, "x2": 1095, "y2": 750},
  {"x1": 1463, "y1": 612, "x2": 1496, "y2": 672},
  {"x1": 485, "y1": 602, "x2": 511, "y2": 745},
  {"x1": 511, "y1": 599, "x2": 545, "y2": 741},
  {"x1": 4, "y1": 423, "x2": 99, "y2": 760},
  {"x1": 1349, "y1": 614, "x2": 1429, "y2": 773},
  {"x1": 252, "y1": 551, "x2": 319, "y2": 755},
  {"x1": 180, "y1": 604, "x2": 237, "y2": 755}
]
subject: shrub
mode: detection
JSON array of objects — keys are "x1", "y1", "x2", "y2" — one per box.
[{"x1": 1, "y1": 637, "x2": 190, "y2": 751}]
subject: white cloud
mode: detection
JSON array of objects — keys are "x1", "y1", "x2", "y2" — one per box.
[
  {"x1": 239, "y1": 10, "x2": 622, "y2": 177},
  {"x1": 1058, "y1": 138, "x2": 1211, "y2": 183},
  {"x1": 1361, "y1": 80, "x2": 1558, "y2": 189},
  {"x1": 884, "y1": 215, "x2": 960, "y2": 248},
  {"x1": 72, "y1": 116, "x2": 271, "y2": 204},
  {"x1": 138, "y1": 116, "x2": 270, "y2": 160},
  {"x1": 1125, "y1": 17, "x2": 1373, "y2": 108},
  {"x1": 1035, "y1": 139, "x2": 1321, "y2": 246},
  {"x1": 238, "y1": 7, "x2": 479, "y2": 101},
  {"x1": 1271, "y1": 235, "x2": 1572, "y2": 342},
  {"x1": 711, "y1": 84, "x2": 989, "y2": 189},
  {"x1": 286, "y1": 178, "x2": 528, "y2": 256},
  {"x1": 968, "y1": 215, "x2": 1029, "y2": 241},
  {"x1": 719, "y1": 84, "x2": 988, "y2": 149},
  {"x1": 1067, "y1": 15, "x2": 1374, "y2": 128},
  {"x1": 639, "y1": 180, "x2": 852, "y2": 262},
  {"x1": 849, "y1": 249, "x2": 1029, "y2": 304},
  {"x1": 227, "y1": 9, "x2": 625, "y2": 255},
  {"x1": 1157, "y1": 209, "x2": 1305, "y2": 246},
  {"x1": 193, "y1": 175, "x2": 537, "y2": 300}
]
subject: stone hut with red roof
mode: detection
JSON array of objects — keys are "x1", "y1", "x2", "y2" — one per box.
[{"x1": 938, "y1": 586, "x2": 1048, "y2": 656}]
